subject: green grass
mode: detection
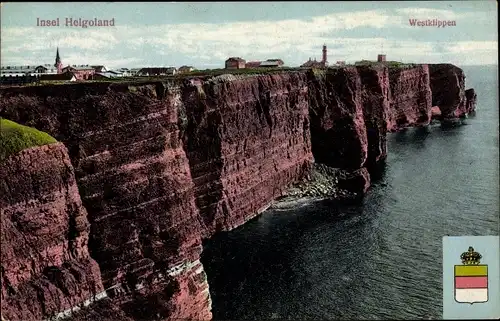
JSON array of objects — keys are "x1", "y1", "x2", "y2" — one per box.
[
  {"x1": 0, "y1": 119, "x2": 58, "y2": 162},
  {"x1": 354, "y1": 60, "x2": 417, "y2": 68}
]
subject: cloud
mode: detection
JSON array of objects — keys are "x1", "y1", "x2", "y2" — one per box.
[{"x1": 0, "y1": 8, "x2": 497, "y2": 68}]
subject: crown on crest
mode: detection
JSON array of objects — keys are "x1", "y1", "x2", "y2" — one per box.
[{"x1": 460, "y1": 246, "x2": 482, "y2": 265}]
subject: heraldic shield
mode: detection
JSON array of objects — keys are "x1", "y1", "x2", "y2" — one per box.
[{"x1": 454, "y1": 246, "x2": 488, "y2": 304}]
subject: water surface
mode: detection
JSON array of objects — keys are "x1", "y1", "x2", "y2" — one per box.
[{"x1": 202, "y1": 65, "x2": 499, "y2": 320}]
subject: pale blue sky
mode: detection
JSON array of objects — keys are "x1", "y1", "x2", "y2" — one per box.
[{"x1": 1, "y1": 1, "x2": 497, "y2": 69}]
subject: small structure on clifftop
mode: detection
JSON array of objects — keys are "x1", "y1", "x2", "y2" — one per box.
[
  {"x1": 245, "y1": 59, "x2": 284, "y2": 69},
  {"x1": 377, "y1": 54, "x2": 386, "y2": 62},
  {"x1": 225, "y1": 57, "x2": 246, "y2": 69},
  {"x1": 136, "y1": 67, "x2": 177, "y2": 76},
  {"x1": 178, "y1": 65, "x2": 195, "y2": 73},
  {"x1": 300, "y1": 44, "x2": 328, "y2": 68},
  {"x1": 62, "y1": 65, "x2": 95, "y2": 80}
]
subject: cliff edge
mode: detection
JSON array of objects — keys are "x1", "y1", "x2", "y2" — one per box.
[{"x1": 0, "y1": 64, "x2": 476, "y2": 320}]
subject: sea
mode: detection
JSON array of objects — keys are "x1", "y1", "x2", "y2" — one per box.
[{"x1": 201, "y1": 65, "x2": 499, "y2": 320}]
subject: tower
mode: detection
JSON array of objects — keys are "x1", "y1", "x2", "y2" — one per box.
[
  {"x1": 322, "y1": 44, "x2": 328, "y2": 66},
  {"x1": 377, "y1": 54, "x2": 386, "y2": 62},
  {"x1": 54, "y1": 47, "x2": 62, "y2": 74}
]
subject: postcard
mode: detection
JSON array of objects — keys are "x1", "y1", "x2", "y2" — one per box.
[{"x1": 0, "y1": 2, "x2": 498, "y2": 320}]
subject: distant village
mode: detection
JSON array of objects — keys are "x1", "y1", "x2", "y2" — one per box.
[{"x1": 0, "y1": 45, "x2": 387, "y2": 85}]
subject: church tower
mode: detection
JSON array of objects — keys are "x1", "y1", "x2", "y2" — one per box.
[
  {"x1": 54, "y1": 47, "x2": 62, "y2": 74},
  {"x1": 322, "y1": 44, "x2": 328, "y2": 67}
]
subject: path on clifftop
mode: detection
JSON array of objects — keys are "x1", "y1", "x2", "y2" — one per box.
[{"x1": 201, "y1": 65, "x2": 499, "y2": 320}]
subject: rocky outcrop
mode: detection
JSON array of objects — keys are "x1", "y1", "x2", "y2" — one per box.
[
  {"x1": 387, "y1": 65, "x2": 432, "y2": 131},
  {"x1": 429, "y1": 64, "x2": 467, "y2": 119},
  {"x1": 182, "y1": 73, "x2": 313, "y2": 235},
  {"x1": 0, "y1": 143, "x2": 104, "y2": 321},
  {"x1": 306, "y1": 65, "x2": 393, "y2": 194},
  {"x1": 465, "y1": 88, "x2": 477, "y2": 113}
]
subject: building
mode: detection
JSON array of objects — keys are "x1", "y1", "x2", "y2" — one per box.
[
  {"x1": 116, "y1": 68, "x2": 133, "y2": 76},
  {"x1": 245, "y1": 61, "x2": 261, "y2": 68},
  {"x1": 178, "y1": 65, "x2": 195, "y2": 73},
  {"x1": 0, "y1": 72, "x2": 39, "y2": 85},
  {"x1": 94, "y1": 70, "x2": 123, "y2": 79},
  {"x1": 243, "y1": 59, "x2": 284, "y2": 69},
  {"x1": 129, "y1": 68, "x2": 141, "y2": 76},
  {"x1": 300, "y1": 44, "x2": 329, "y2": 68},
  {"x1": 62, "y1": 65, "x2": 95, "y2": 80},
  {"x1": 54, "y1": 47, "x2": 63, "y2": 74},
  {"x1": 136, "y1": 67, "x2": 177, "y2": 76},
  {"x1": 336, "y1": 61, "x2": 346, "y2": 66},
  {"x1": 34, "y1": 64, "x2": 59, "y2": 74},
  {"x1": 377, "y1": 54, "x2": 386, "y2": 62},
  {"x1": 0, "y1": 66, "x2": 40, "y2": 85},
  {"x1": 0, "y1": 66, "x2": 37, "y2": 75},
  {"x1": 225, "y1": 57, "x2": 246, "y2": 69},
  {"x1": 39, "y1": 72, "x2": 77, "y2": 82},
  {"x1": 259, "y1": 59, "x2": 284, "y2": 68},
  {"x1": 91, "y1": 65, "x2": 108, "y2": 73}
]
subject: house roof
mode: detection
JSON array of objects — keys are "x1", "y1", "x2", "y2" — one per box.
[
  {"x1": 63, "y1": 65, "x2": 95, "y2": 71},
  {"x1": 97, "y1": 71, "x2": 122, "y2": 77},
  {"x1": 260, "y1": 61, "x2": 282, "y2": 67},
  {"x1": 138, "y1": 67, "x2": 177, "y2": 74},
  {"x1": 91, "y1": 65, "x2": 107, "y2": 71},
  {"x1": 300, "y1": 59, "x2": 325, "y2": 68},
  {"x1": 0, "y1": 72, "x2": 38, "y2": 77},
  {"x1": 266, "y1": 59, "x2": 284, "y2": 64},
  {"x1": 245, "y1": 61, "x2": 262, "y2": 68},
  {"x1": 226, "y1": 57, "x2": 245, "y2": 62},
  {"x1": 94, "y1": 72, "x2": 113, "y2": 78},
  {"x1": 1, "y1": 66, "x2": 36, "y2": 73}
]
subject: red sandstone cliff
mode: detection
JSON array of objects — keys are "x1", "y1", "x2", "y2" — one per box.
[
  {"x1": 306, "y1": 64, "x2": 436, "y2": 195},
  {"x1": 0, "y1": 75, "x2": 313, "y2": 319},
  {"x1": 0, "y1": 64, "x2": 476, "y2": 320},
  {"x1": 429, "y1": 64, "x2": 467, "y2": 120},
  {"x1": 465, "y1": 88, "x2": 477, "y2": 113},
  {"x1": 182, "y1": 73, "x2": 313, "y2": 235},
  {"x1": 0, "y1": 83, "x2": 211, "y2": 320},
  {"x1": 387, "y1": 65, "x2": 432, "y2": 131},
  {"x1": 0, "y1": 143, "x2": 104, "y2": 320}
]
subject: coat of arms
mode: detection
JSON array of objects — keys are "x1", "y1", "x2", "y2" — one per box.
[{"x1": 454, "y1": 246, "x2": 488, "y2": 304}]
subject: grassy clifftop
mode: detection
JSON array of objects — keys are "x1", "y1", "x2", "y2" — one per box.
[{"x1": 0, "y1": 119, "x2": 58, "y2": 162}]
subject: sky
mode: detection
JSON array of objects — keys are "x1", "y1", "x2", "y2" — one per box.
[{"x1": 0, "y1": 1, "x2": 498, "y2": 69}]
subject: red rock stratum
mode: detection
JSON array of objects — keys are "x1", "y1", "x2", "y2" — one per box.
[{"x1": 0, "y1": 64, "x2": 475, "y2": 320}]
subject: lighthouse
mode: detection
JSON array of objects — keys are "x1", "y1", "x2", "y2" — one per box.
[{"x1": 322, "y1": 44, "x2": 328, "y2": 67}]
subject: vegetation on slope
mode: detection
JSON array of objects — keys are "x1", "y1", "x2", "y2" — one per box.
[
  {"x1": 0, "y1": 118, "x2": 58, "y2": 162},
  {"x1": 354, "y1": 60, "x2": 417, "y2": 68}
]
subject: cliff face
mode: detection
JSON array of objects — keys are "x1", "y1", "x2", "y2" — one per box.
[
  {"x1": 429, "y1": 64, "x2": 467, "y2": 119},
  {"x1": 465, "y1": 88, "x2": 477, "y2": 113},
  {"x1": 387, "y1": 65, "x2": 432, "y2": 131},
  {"x1": 0, "y1": 64, "x2": 476, "y2": 320},
  {"x1": 0, "y1": 74, "x2": 313, "y2": 320},
  {"x1": 0, "y1": 83, "x2": 211, "y2": 320},
  {"x1": 182, "y1": 73, "x2": 313, "y2": 235},
  {"x1": 0, "y1": 143, "x2": 104, "y2": 320}
]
